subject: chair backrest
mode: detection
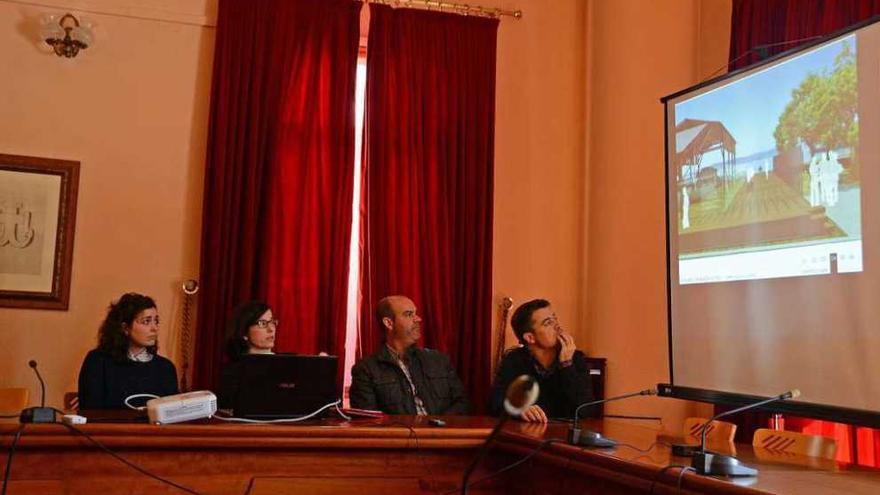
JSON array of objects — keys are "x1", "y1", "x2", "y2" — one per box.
[
  {"x1": 0, "y1": 388, "x2": 29, "y2": 413},
  {"x1": 683, "y1": 417, "x2": 737, "y2": 442},
  {"x1": 753, "y1": 428, "x2": 837, "y2": 460},
  {"x1": 64, "y1": 392, "x2": 80, "y2": 412}
]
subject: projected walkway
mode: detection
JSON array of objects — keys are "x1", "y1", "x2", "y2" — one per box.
[{"x1": 680, "y1": 173, "x2": 845, "y2": 254}]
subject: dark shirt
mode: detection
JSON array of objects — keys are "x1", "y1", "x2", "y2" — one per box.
[
  {"x1": 77, "y1": 349, "x2": 179, "y2": 409},
  {"x1": 350, "y1": 345, "x2": 471, "y2": 415},
  {"x1": 218, "y1": 359, "x2": 244, "y2": 410},
  {"x1": 489, "y1": 347, "x2": 592, "y2": 419}
]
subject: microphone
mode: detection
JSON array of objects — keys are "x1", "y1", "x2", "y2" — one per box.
[
  {"x1": 460, "y1": 375, "x2": 539, "y2": 495},
  {"x1": 691, "y1": 389, "x2": 801, "y2": 477},
  {"x1": 569, "y1": 388, "x2": 656, "y2": 448},
  {"x1": 28, "y1": 360, "x2": 46, "y2": 407},
  {"x1": 20, "y1": 360, "x2": 57, "y2": 423}
]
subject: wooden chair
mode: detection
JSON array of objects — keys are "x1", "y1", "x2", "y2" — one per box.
[
  {"x1": 753, "y1": 428, "x2": 837, "y2": 460},
  {"x1": 0, "y1": 388, "x2": 29, "y2": 413},
  {"x1": 683, "y1": 417, "x2": 737, "y2": 443}
]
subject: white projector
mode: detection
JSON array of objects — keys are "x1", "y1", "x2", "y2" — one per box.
[{"x1": 146, "y1": 390, "x2": 217, "y2": 425}]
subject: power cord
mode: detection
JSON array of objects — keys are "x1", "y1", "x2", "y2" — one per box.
[
  {"x1": 443, "y1": 438, "x2": 565, "y2": 495},
  {"x1": 1, "y1": 424, "x2": 26, "y2": 495},
  {"x1": 60, "y1": 422, "x2": 203, "y2": 495},
  {"x1": 614, "y1": 441, "x2": 658, "y2": 454},
  {"x1": 648, "y1": 464, "x2": 695, "y2": 495},
  {"x1": 124, "y1": 393, "x2": 159, "y2": 411},
  {"x1": 386, "y1": 421, "x2": 441, "y2": 494},
  {"x1": 214, "y1": 400, "x2": 346, "y2": 423},
  {"x1": 676, "y1": 465, "x2": 695, "y2": 491},
  {"x1": 628, "y1": 441, "x2": 674, "y2": 463}
]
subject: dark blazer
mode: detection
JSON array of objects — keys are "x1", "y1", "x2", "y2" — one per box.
[
  {"x1": 488, "y1": 346, "x2": 592, "y2": 419},
  {"x1": 350, "y1": 345, "x2": 471, "y2": 415}
]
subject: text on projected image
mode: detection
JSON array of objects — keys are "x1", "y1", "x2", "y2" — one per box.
[{"x1": 673, "y1": 35, "x2": 863, "y2": 285}]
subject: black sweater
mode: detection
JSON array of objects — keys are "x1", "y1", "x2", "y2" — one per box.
[
  {"x1": 488, "y1": 347, "x2": 592, "y2": 419},
  {"x1": 77, "y1": 349, "x2": 179, "y2": 409}
]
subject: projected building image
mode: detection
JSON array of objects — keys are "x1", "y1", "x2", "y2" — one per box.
[{"x1": 674, "y1": 36, "x2": 863, "y2": 284}]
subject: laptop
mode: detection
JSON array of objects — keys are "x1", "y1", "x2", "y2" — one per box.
[{"x1": 232, "y1": 354, "x2": 339, "y2": 418}]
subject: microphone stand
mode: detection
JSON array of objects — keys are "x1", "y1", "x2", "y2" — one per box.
[
  {"x1": 692, "y1": 391, "x2": 798, "y2": 476},
  {"x1": 20, "y1": 361, "x2": 56, "y2": 424},
  {"x1": 569, "y1": 389, "x2": 655, "y2": 448},
  {"x1": 460, "y1": 414, "x2": 509, "y2": 495},
  {"x1": 461, "y1": 375, "x2": 539, "y2": 494}
]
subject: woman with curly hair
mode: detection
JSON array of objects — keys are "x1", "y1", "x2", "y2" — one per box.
[{"x1": 77, "y1": 293, "x2": 178, "y2": 409}]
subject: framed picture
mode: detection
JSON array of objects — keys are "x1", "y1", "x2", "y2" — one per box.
[{"x1": 0, "y1": 153, "x2": 79, "y2": 310}]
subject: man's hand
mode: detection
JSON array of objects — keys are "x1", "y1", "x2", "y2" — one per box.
[
  {"x1": 520, "y1": 404, "x2": 548, "y2": 423},
  {"x1": 558, "y1": 330, "x2": 576, "y2": 363}
]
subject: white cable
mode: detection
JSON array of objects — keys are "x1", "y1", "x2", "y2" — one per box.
[
  {"x1": 213, "y1": 400, "x2": 345, "y2": 424},
  {"x1": 124, "y1": 394, "x2": 159, "y2": 411},
  {"x1": 335, "y1": 402, "x2": 352, "y2": 420}
]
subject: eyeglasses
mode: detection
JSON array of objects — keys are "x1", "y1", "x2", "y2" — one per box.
[
  {"x1": 255, "y1": 318, "x2": 279, "y2": 329},
  {"x1": 136, "y1": 316, "x2": 160, "y2": 326}
]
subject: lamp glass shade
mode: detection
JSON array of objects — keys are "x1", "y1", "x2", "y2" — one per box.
[
  {"x1": 40, "y1": 19, "x2": 64, "y2": 41},
  {"x1": 70, "y1": 26, "x2": 92, "y2": 45}
]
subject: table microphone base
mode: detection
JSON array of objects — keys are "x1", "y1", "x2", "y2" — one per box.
[
  {"x1": 569, "y1": 427, "x2": 617, "y2": 448},
  {"x1": 692, "y1": 452, "x2": 758, "y2": 477}
]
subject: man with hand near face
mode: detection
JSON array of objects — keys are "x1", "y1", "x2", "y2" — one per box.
[
  {"x1": 489, "y1": 299, "x2": 593, "y2": 422},
  {"x1": 349, "y1": 295, "x2": 470, "y2": 415}
]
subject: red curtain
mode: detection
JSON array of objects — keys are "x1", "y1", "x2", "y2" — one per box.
[
  {"x1": 193, "y1": 0, "x2": 361, "y2": 391},
  {"x1": 727, "y1": 0, "x2": 880, "y2": 465},
  {"x1": 360, "y1": 5, "x2": 498, "y2": 411},
  {"x1": 730, "y1": 0, "x2": 880, "y2": 70},
  {"x1": 259, "y1": 0, "x2": 360, "y2": 373}
]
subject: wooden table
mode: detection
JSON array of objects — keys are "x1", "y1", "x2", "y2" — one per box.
[
  {"x1": 2, "y1": 416, "x2": 880, "y2": 494},
  {"x1": 495, "y1": 418, "x2": 880, "y2": 495}
]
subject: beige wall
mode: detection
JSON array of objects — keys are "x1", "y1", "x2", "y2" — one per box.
[
  {"x1": 489, "y1": 0, "x2": 730, "y2": 425},
  {"x1": 0, "y1": 0, "x2": 732, "y2": 419},
  {"x1": 0, "y1": 0, "x2": 214, "y2": 408},
  {"x1": 585, "y1": 0, "x2": 730, "y2": 425},
  {"x1": 492, "y1": 0, "x2": 588, "y2": 351}
]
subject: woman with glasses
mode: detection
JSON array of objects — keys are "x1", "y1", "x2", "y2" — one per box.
[
  {"x1": 77, "y1": 292, "x2": 179, "y2": 409},
  {"x1": 218, "y1": 300, "x2": 278, "y2": 409}
]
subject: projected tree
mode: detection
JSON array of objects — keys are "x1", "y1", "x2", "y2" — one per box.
[{"x1": 774, "y1": 42, "x2": 857, "y2": 155}]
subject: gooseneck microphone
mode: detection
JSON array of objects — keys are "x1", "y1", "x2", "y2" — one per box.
[
  {"x1": 569, "y1": 388, "x2": 656, "y2": 448},
  {"x1": 460, "y1": 375, "x2": 539, "y2": 495},
  {"x1": 28, "y1": 360, "x2": 46, "y2": 407},
  {"x1": 20, "y1": 360, "x2": 56, "y2": 423},
  {"x1": 692, "y1": 389, "x2": 801, "y2": 477}
]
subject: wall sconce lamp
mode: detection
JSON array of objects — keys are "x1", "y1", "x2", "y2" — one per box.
[{"x1": 41, "y1": 13, "x2": 92, "y2": 58}]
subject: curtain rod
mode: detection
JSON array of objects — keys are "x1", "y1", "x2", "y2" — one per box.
[{"x1": 365, "y1": 0, "x2": 522, "y2": 19}]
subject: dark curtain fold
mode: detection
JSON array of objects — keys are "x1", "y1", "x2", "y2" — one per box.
[
  {"x1": 360, "y1": 5, "x2": 498, "y2": 412},
  {"x1": 730, "y1": 0, "x2": 880, "y2": 70},
  {"x1": 193, "y1": 0, "x2": 361, "y2": 391},
  {"x1": 726, "y1": 0, "x2": 880, "y2": 465}
]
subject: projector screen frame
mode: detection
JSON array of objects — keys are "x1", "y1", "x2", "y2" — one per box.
[
  {"x1": 660, "y1": 15, "x2": 880, "y2": 428},
  {"x1": 661, "y1": 14, "x2": 880, "y2": 104},
  {"x1": 658, "y1": 384, "x2": 880, "y2": 428}
]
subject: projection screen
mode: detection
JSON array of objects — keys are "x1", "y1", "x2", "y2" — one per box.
[{"x1": 663, "y1": 17, "x2": 880, "y2": 423}]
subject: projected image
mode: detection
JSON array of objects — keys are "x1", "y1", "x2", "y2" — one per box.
[{"x1": 674, "y1": 36, "x2": 863, "y2": 284}]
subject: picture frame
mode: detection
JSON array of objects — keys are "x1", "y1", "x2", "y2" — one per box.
[{"x1": 0, "y1": 153, "x2": 79, "y2": 310}]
